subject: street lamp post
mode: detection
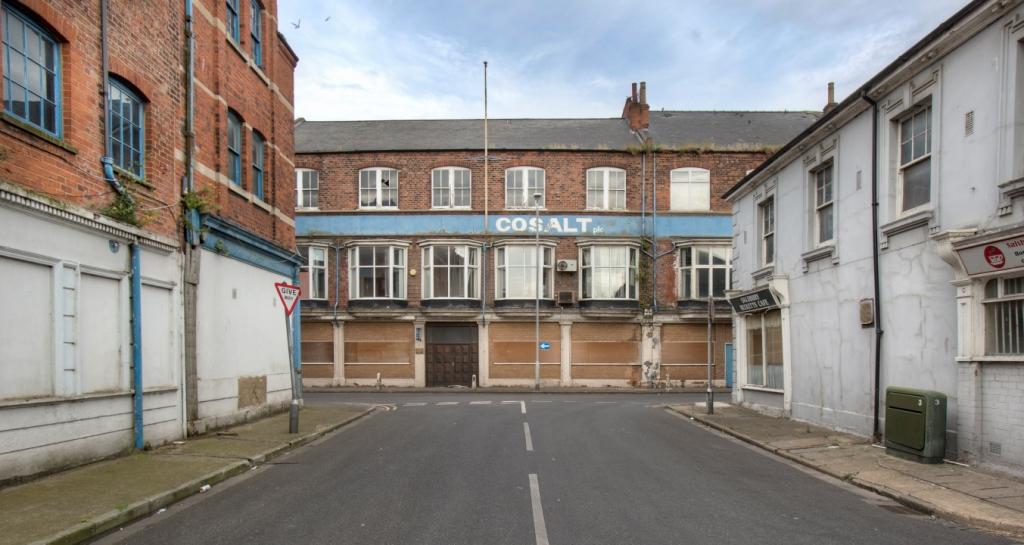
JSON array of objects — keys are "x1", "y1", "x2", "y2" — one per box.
[{"x1": 534, "y1": 192, "x2": 543, "y2": 392}]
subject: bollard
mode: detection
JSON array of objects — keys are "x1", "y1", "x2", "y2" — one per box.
[
  {"x1": 666, "y1": 373, "x2": 671, "y2": 391},
  {"x1": 376, "y1": 372, "x2": 382, "y2": 391},
  {"x1": 471, "y1": 374, "x2": 477, "y2": 389},
  {"x1": 289, "y1": 398, "x2": 299, "y2": 433}
]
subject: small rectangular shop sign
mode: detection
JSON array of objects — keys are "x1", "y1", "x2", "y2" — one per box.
[
  {"x1": 729, "y1": 287, "x2": 779, "y2": 314},
  {"x1": 957, "y1": 235, "x2": 1024, "y2": 276}
]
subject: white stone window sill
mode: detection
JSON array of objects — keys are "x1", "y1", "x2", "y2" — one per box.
[
  {"x1": 801, "y1": 245, "x2": 836, "y2": 270},
  {"x1": 957, "y1": 356, "x2": 1024, "y2": 364},
  {"x1": 295, "y1": 206, "x2": 320, "y2": 212},
  {"x1": 357, "y1": 207, "x2": 400, "y2": 212},
  {"x1": 880, "y1": 209, "x2": 933, "y2": 238},
  {"x1": 741, "y1": 385, "x2": 784, "y2": 394},
  {"x1": 751, "y1": 265, "x2": 774, "y2": 281}
]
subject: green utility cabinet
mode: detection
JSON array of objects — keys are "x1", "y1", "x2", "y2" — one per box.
[{"x1": 884, "y1": 387, "x2": 947, "y2": 464}]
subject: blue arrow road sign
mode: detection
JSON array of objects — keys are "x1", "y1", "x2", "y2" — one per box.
[{"x1": 539, "y1": 342, "x2": 551, "y2": 350}]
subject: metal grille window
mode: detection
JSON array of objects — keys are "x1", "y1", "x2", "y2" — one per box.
[
  {"x1": 226, "y1": 0, "x2": 240, "y2": 42},
  {"x1": 108, "y1": 79, "x2": 144, "y2": 177},
  {"x1": 251, "y1": 130, "x2": 265, "y2": 200},
  {"x1": 586, "y1": 168, "x2": 626, "y2": 210},
  {"x1": 431, "y1": 167, "x2": 471, "y2": 208},
  {"x1": 670, "y1": 168, "x2": 711, "y2": 211},
  {"x1": 423, "y1": 245, "x2": 480, "y2": 299},
  {"x1": 679, "y1": 246, "x2": 730, "y2": 299},
  {"x1": 2, "y1": 4, "x2": 60, "y2": 136},
  {"x1": 227, "y1": 110, "x2": 242, "y2": 186},
  {"x1": 746, "y1": 309, "x2": 783, "y2": 389},
  {"x1": 760, "y1": 197, "x2": 775, "y2": 266},
  {"x1": 984, "y1": 277, "x2": 1024, "y2": 355},
  {"x1": 296, "y1": 169, "x2": 319, "y2": 208},
  {"x1": 580, "y1": 246, "x2": 638, "y2": 300},
  {"x1": 814, "y1": 163, "x2": 834, "y2": 244},
  {"x1": 899, "y1": 106, "x2": 931, "y2": 212},
  {"x1": 250, "y1": 0, "x2": 262, "y2": 67},
  {"x1": 359, "y1": 168, "x2": 398, "y2": 208},
  {"x1": 349, "y1": 245, "x2": 406, "y2": 299},
  {"x1": 496, "y1": 245, "x2": 553, "y2": 299},
  {"x1": 308, "y1": 247, "x2": 327, "y2": 300},
  {"x1": 505, "y1": 167, "x2": 545, "y2": 209}
]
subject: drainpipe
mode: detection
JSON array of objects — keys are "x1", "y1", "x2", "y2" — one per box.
[
  {"x1": 293, "y1": 267, "x2": 303, "y2": 401},
  {"x1": 130, "y1": 242, "x2": 144, "y2": 449},
  {"x1": 333, "y1": 243, "x2": 342, "y2": 319},
  {"x1": 100, "y1": 0, "x2": 128, "y2": 199},
  {"x1": 862, "y1": 90, "x2": 884, "y2": 441},
  {"x1": 651, "y1": 152, "x2": 658, "y2": 312}
]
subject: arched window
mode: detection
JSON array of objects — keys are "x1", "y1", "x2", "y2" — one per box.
[
  {"x1": 108, "y1": 79, "x2": 145, "y2": 177},
  {"x1": 359, "y1": 167, "x2": 398, "y2": 209},
  {"x1": 505, "y1": 167, "x2": 545, "y2": 209},
  {"x1": 670, "y1": 168, "x2": 710, "y2": 211},
  {"x1": 3, "y1": 4, "x2": 61, "y2": 136}
]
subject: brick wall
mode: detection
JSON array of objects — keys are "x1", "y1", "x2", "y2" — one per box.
[
  {"x1": 295, "y1": 149, "x2": 768, "y2": 213},
  {"x1": 0, "y1": 0, "x2": 296, "y2": 247}
]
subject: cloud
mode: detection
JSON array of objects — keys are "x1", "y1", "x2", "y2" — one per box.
[{"x1": 279, "y1": 0, "x2": 969, "y2": 120}]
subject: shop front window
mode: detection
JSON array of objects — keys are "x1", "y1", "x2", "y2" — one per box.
[
  {"x1": 984, "y1": 276, "x2": 1024, "y2": 355},
  {"x1": 746, "y1": 309, "x2": 783, "y2": 389}
]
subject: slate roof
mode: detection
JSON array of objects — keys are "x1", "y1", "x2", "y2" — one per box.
[{"x1": 294, "y1": 111, "x2": 820, "y2": 154}]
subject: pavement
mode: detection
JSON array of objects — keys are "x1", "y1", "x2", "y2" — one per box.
[
  {"x1": 669, "y1": 402, "x2": 1024, "y2": 539},
  {"x1": 87, "y1": 392, "x2": 1016, "y2": 545},
  {"x1": 0, "y1": 404, "x2": 374, "y2": 545},
  {"x1": 305, "y1": 385, "x2": 732, "y2": 394}
]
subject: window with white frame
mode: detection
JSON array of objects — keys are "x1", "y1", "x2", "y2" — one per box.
[
  {"x1": 670, "y1": 168, "x2": 711, "y2": 211},
  {"x1": 813, "y1": 162, "x2": 834, "y2": 245},
  {"x1": 307, "y1": 247, "x2": 327, "y2": 300},
  {"x1": 495, "y1": 244, "x2": 553, "y2": 299},
  {"x1": 984, "y1": 276, "x2": 1024, "y2": 355},
  {"x1": 505, "y1": 167, "x2": 545, "y2": 208},
  {"x1": 423, "y1": 245, "x2": 480, "y2": 299},
  {"x1": 745, "y1": 309, "x2": 783, "y2": 389},
  {"x1": 678, "y1": 246, "x2": 730, "y2": 299},
  {"x1": 586, "y1": 167, "x2": 626, "y2": 210},
  {"x1": 296, "y1": 169, "x2": 318, "y2": 208},
  {"x1": 349, "y1": 245, "x2": 406, "y2": 299},
  {"x1": 899, "y1": 105, "x2": 932, "y2": 212},
  {"x1": 359, "y1": 168, "x2": 398, "y2": 209},
  {"x1": 580, "y1": 245, "x2": 638, "y2": 300},
  {"x1": 432, "y1": 167, "x2": 471, "y2": 208},
  {"x1": 759, "y1": 197, "x2": 775, "y2": 266}
]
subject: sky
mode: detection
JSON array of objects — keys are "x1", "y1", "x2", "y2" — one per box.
[{"x1": 278, "y1": 0, "x2": 967, "y2": 121}]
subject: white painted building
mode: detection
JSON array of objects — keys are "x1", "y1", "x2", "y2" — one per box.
[{"x1": 724, "y1": 0, "x2": 1024, "y2": 474}]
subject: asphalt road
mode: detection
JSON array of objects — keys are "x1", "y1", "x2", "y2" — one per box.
[{"x1": 93, "y1": 392, "x2": 1017, "y2": 545}]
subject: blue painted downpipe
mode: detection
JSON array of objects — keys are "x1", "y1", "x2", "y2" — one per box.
[
  {"x1": 292, "y1": 268, "x2": 302, "y2": 400},
  {"x1": 130, "y1": 243, "x2": 144, "y2": 449}
]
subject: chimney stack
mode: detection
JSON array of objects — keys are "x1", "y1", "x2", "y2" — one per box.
[
  {"x1": 823, "y1": 82, "x2": 838, "y2": 113},
  {"x1": 622, "y1": 81, "x2": 650, "y2": 132}
]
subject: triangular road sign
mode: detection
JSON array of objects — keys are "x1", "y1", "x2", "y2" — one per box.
[{"x1": 275, "y1": 282, "x2": 301, "y2": 316}]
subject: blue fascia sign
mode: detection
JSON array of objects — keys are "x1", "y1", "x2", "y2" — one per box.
[
  {"x1": 539, "y1": 342, "x2": 551, "y2": 350},
  {"x1": 298, "y1": 213, "x2": 731, "y2": 238}
]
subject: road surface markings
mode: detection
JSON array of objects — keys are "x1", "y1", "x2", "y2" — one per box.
[
  {"x1": 523, "y1": 422, "x2": 534, "y2": 452},
  {"x1": 528, "y1": 474, "x2": 550, "y2": 545},
  {"x1": 403, "y1": 402, "x2": 427, "y2": 406},
  {"x1": 501, "y1": 400, "x2": 519, "y2": 404},
  {"x1": 470, "y1": 400, "x2": 493, "y2": 405},
  {"x1": 520, "y1": 401, "x2": 527, "y2": 414},
  {"x1": 562, "y1": 400, "x2": 577, "y2": 403},
  {"x1": 436, "y1": 402, "x2": 459, "y2": 406}
]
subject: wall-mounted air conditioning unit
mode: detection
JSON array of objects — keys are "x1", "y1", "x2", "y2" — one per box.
[
  {"x1": 556, "y1": 259, "x2": 577, "y2": 272},
  {"x1": 557, "y1": 291, "x2": 575, "y2": 305}
]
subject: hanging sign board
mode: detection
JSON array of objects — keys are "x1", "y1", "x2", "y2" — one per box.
[
  {"x1": 275, "y1": 282, "x2": 301, "y2": 316},
  {"x1": 956, "y1": 235, "x2": 1024, "y2": 276},
  {"x1": 728, "y1": 287, "x2": 779, "y2": 314}
]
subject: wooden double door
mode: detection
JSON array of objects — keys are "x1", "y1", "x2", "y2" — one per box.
[{"x1": 425, "y1": 324, "x2": 479, "y2": 387}]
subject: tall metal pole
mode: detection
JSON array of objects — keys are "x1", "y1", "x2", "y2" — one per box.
[
  {"x1": 285, "y1": 311, "x2": 299, "y2": 432},
  {"x1": 706, "y1": 294, "x2": 715, "y2": 414},
  {"x1": 534, "y1": 193, "x2": 542, "y2": 391}
]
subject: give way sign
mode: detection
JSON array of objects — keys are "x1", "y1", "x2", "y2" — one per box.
[{"x1": 274, "y1": 282, "x2": 301, "y2": 316}]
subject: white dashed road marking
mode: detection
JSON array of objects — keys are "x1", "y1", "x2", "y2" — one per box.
[
  {"x1": 595, "y1": 401, "x2": 617, "y2": 404},
  {"x1": 529, "y1": 474, "x2": 550, "y2": 545},
  {"x1": 523, "y1": 422, "x2": 534, "y2": 452},
  {"x1": 520, "y1": 401, "x2": 527, "y2": 414},
  {"x1": 436, "y1": 402, "x2": 459, "y2": 406},
  {"x1": 403, "y1": 402, "x2": 427, "y2": 406},
  {"x1": 470, "y1": 401, "x2": 492, "y2": 405}
]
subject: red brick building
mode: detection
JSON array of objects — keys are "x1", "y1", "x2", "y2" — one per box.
[
  {"x1": 293, "y1": 84, "x2": 818, "y2": 388},
  {"x1": 0, "y1": 0, "x2": 298, "y2": 482}
]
